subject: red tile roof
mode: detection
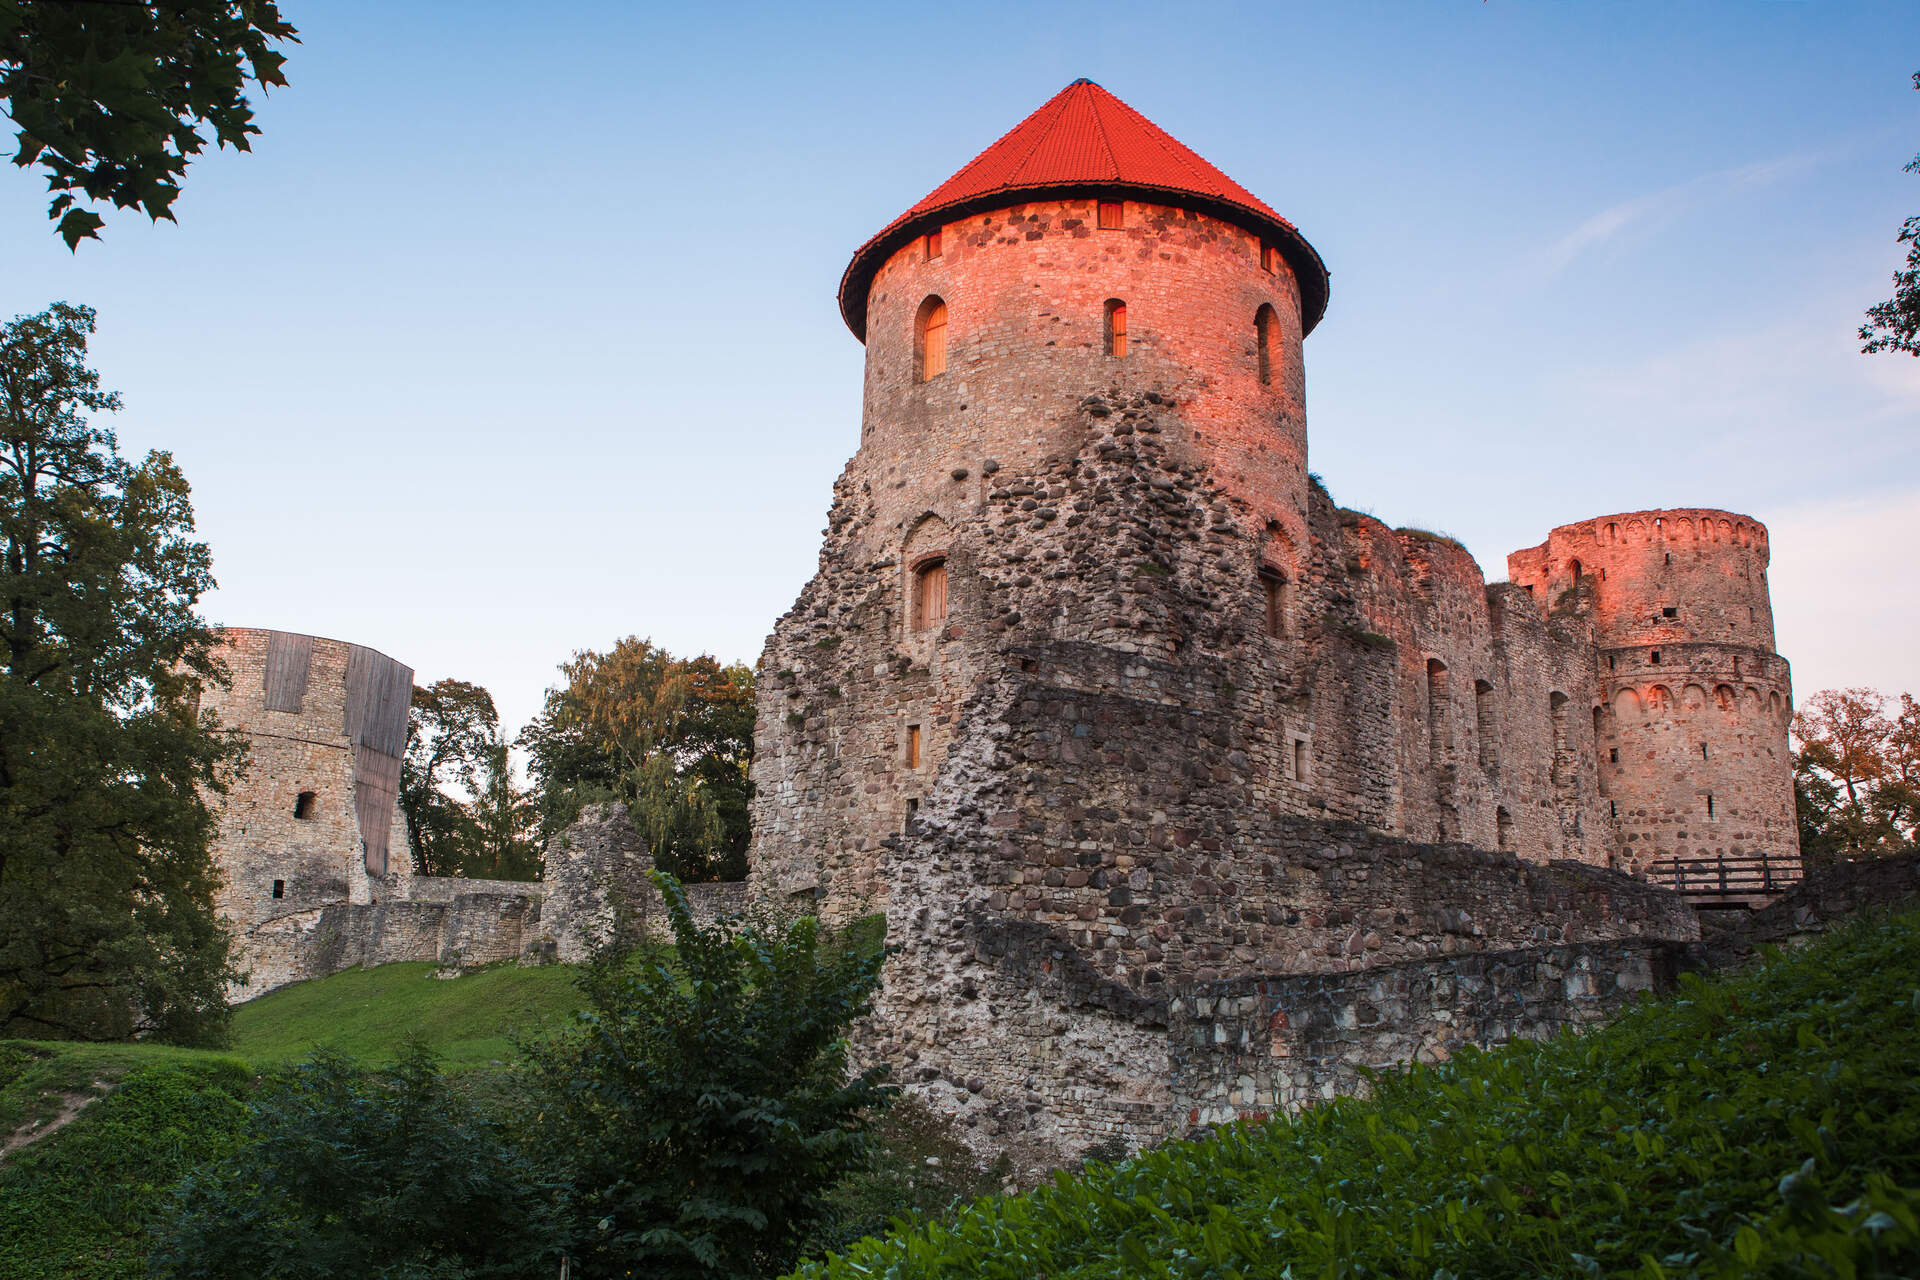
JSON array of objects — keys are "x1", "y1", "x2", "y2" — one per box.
[{"x1": 838, "y1": 79, "x2": 1328, "y2": 340}]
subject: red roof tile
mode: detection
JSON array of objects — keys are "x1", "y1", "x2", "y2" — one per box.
[{"x1": 838, "y1": 79, "x2": 1328, "y2": 340}]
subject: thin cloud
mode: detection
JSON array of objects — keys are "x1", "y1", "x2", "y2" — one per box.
[{"x1": 1535, "y1": 151, "x2": 1826, "y2": 281}]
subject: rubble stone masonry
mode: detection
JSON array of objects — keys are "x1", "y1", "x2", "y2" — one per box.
[{"x1": 749, "y1": 171, "x2": 1780, "y2": 1166}]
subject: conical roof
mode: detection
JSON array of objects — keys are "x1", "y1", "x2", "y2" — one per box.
[{"x1": 838, "y1": 79, "x2": 1328, "y2": 340}]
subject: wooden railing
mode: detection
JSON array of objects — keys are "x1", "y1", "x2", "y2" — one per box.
[{"x1": 1647, "y1": 852, "x2": 1802, "y2": 905}]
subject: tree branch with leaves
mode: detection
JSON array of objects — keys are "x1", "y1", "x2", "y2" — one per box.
[{"x1": 1, "y1": 1, "x2": 298, "y2": 248}]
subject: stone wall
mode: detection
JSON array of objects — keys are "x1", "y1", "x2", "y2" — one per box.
[
  {"x1": 217, "y1": 797, "x2": 757, "y2": 1000},
  {"x1": 1168, "y1": 939, "x2": 1680, "y2": 1127},
  {"x1": 747, "y1": 171, "x2": 1762, "y2": 1170}
]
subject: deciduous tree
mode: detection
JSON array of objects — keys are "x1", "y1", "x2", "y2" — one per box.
[
  {"x1": 0, "y1": 301, "x2": 239, "y2": 1043},
  {"x1": 1861, "y1": 71, "x2": 1920, "y2": 356},
  {"x1": 1, "y1": 1, "x2": 298, "y2": 248},
  {"x1": 400, "y1": 678, "x2": 540, "y2": 880},
  {"x1": 522, "y1": 638, "x2": 755, "y2": 881},
  {"x1": 1793, "y1": 687, "x2": 1919, "y2": 863}
]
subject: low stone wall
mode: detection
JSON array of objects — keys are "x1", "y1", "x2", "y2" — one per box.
[
  {"x1": 1700, "y1": 851, "x2": 1920, "y2": 967},
  {"x1": 1169, "y1": 939, "x2": 1681, "y2": 1127},
  {"x1": 227, "y1": 805, "x2": 761, "y2": 1001}
]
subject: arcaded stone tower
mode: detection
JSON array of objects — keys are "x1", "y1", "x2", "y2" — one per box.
[
  {"x1": 202, "y1": 628, "x2": 415, "y2": 990},
  {"x1": 749, "y1": 81, "x2": 1736, "y2": 1164},
  {"x1": 1509, "y1": 511, "x2": 1797, "y2": 878}
]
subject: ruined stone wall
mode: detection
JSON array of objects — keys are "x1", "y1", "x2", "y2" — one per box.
[
  {"x1": 1509, "y1": 512, "x2": 1798, "y2": 876},
  {"x1": 1168, "y1": 939, "x2": 1681, "y2": 1126}
]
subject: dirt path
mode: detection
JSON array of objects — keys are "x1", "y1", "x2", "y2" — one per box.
[{"x1": 0, "y1": 1081, "x2": 113, "y2": 1164}]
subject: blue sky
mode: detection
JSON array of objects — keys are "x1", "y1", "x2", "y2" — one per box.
[{"x1": 3, "y1": 1, "x2": 1916, "y2": 734}]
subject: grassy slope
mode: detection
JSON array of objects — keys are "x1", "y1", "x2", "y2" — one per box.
[
  {"x1": 0, "y1": 961, "x2": 584, "y2": 1280},
  {"x1": 798, "y1": 914, "x2": 1920, "y2": 1279},
  {"x1": 228, "y1": 960, "x2": 583, "y2": 1067}
]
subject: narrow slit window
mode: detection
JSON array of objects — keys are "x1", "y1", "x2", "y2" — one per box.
[
  {"x1": 1259, "y1": 568, "x2": 1286, "y2": 638},
  {"x1": 916, "y1": 296, "x2": 947, "y2": 381},
  {"x1": 1104, "y1": 299, "x2": 1127, "y2": 358},
  {"x1": 1293, "y1": 738, "x2": 1308, "y2": 783},
  {"x1": 271, "y1": 879, "x2": 285, "y2": 900},
  {"x1": 913, "y1": 559, "x2": 948, "y2": 632},
  {"x1": 1475, "y1": 680, "x2": 1498, "y2": 769},
  {"x1": 293, "y1": 791, "x2": 316, "y2": 820},
  {"x1": 924, "y1": 229, "x2": 942, "y2": 260},
  {"x1": 1097, "y1": 200, "x2": 1124, "y2": 229},
  {"x1": 1701, "y1": 742, "x2": 1709, "y2": 760},
  {"x1": 1706, "y1": 793, "x2": 1715, "y2": 818},
  {"x1": 1255, "y1": 304, "x2": 1277, "y2": 386},
  {"x1": 1496, "y1": 806, "x2": 1513, "y2": 851},
  {"x1": 1427, "y1": 660, "x2": 1452, "y2": 764},
  {"x1": 904, "y1": 798, "x2": 919, "y2": 832},
  {"x1": 907, "y1": 725, "x2": 922, "y2": 769}
]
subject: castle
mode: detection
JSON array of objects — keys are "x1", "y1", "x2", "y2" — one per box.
[
  {"x1": 741, "y1": 80, "x2": 1795, "y2": 1163},
  {"x1": 202, "y1": 81, "x2": 1799, "y2": 1168}
]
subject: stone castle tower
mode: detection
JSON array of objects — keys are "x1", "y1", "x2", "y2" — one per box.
[
  {"x1": 1509, "y1": 511, "x2": 1797, "y2": 878},
  {"x1": 747, "y1": 80, "x2": 1789, "y2": 1162}
]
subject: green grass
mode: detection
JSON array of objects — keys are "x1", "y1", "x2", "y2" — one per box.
[
  {"x1": 796, "y1": 913, "x2": 1920, "y2": 1279},
  {"x1": 0, "y1": 1055, "x2": 250, "y2": 1280},
  {"x1": 0, "y1": 961, "x2": 587, "y2": 1279},
  {"x1": 228, "y1": 960, "x2": 585, "y2": 1068}
]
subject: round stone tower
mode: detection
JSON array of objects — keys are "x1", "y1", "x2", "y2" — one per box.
[
  {"x1": 752, "y1": 79, "x2": 1332, "y2": 919},
  {"x1": 838, "y1": 77, "x2": 1329, "y2": 572},
  {"x1": 201, "y1": 627, "x2": 414, "y2": 987},
  {"x1": 1508, "y1": 511, "x2": 1798, "y2": 883}
]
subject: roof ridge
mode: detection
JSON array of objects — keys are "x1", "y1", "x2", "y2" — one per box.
[{"x1": 1081, "y1": 83, "x2": 1124, "y2": 182}]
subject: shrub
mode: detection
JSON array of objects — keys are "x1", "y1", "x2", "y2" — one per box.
[
  {"x1": 523, "y1": 873, "x2": 893, "y2": 1279},
  {"x1": 150, "y1": 1045, "x2": 559, "y2": 1280}
]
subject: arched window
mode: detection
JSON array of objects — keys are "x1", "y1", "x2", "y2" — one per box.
[
  {"x1": 1255, "y1": 304, "x2": 1278, "y2": 385},
  {"x1": 915, "y1": 296, "x2": 947, "y2": 382},
  {"x1": 913, "y1": 558, "x2": 948, "y2": 631},
  {"x1": 293, "y1": 791, "x2": 316, "y2": 820},
  {"x1": 1104, "y1": 299, "x2": 1127, "y2": 358},
  {"x1": 1427, "y1": 659, "x2": 1452, "y2": 764},
  {"x1": 1568, "y1": 558, "x2": 1582, "y2": 584}
]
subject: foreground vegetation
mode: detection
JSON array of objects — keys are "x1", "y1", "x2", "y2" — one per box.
[
  {"x1": 1, "y1": 877, "x2": 912, "y2": 1280},
  {"x1": 799, "y1": 913, "x2": 1920, "y2": 1280}
]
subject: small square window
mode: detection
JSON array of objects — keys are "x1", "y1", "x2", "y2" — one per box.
[
  {"x1": 1650, "y1": 650, "x2": 1661, "y2": 664},
  {"x1": 1609, "y1": 748, "x2": 1619, "y2": 764},
  {"x1": 924, "y1": 229, "x2": 942, "y2": 260},
  {"x1": 1097, "y1": 201, "x2": 1124, "y2": 230},
  {"x1": 1662, "y1": 606, "x2": 1678, "y2": 619},
  {"x1": 1262, "y1": 245, "x2": 1280, "y2": 273}
]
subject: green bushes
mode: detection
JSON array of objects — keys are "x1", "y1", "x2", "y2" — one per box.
[
  {"x1": 522, "y1": 875, "x2": 894, "y2": 1279},
  {"x1": 128, "y1": 874, "x2": 892, "y2": 1280},
  {"x1": 151, "y1": 1046, "x2": 559, "y2": 1280},
  {"x1": 796, "y1": 914, "x2": 1920, "y2": 1279}
]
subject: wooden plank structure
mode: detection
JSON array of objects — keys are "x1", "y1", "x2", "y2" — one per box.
[
  {"x1": 1647, "y1": 851, "x2": 1803, "y2": 911},
  {"x1": 344, "y1": 644, "x2": 413, "y2": 877},
  {"x1": 262, "y1": 630, "x2": 314, "y2": 713}
]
